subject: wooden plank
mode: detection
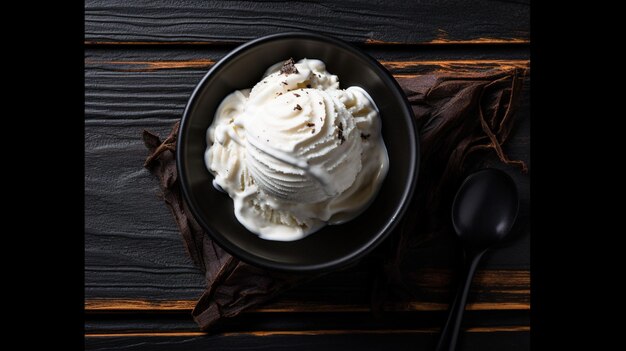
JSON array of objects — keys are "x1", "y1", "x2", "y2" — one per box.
[
  {"x1": 85, "y1": 0, "x2": 529, "y2": 45},
  {"x1": 83, "y1": 267, "x2": 529, "y2": 310},
  {"x1": 85, "y1": 48, "x2": 530, "y2": 72},
  {"x1": 86, "y1": 69, "x2": 533, "y2": 119},
  {"x1": 84, "y1": 329, "x2": 530, "y2": 350},
  {"x1": 86, "y1": 299, "x2": 195, "y2": 311},
  {"x1": 85, "y1": 308, "x2": 529, "y2": 334},
  {"x1": 85, "y1": 48, "x2": 529, "y2": 120},
  {"x1": 85, "y1": 63, "x2": 529, "y2": 120},
  {"x1": 85, "y1": 268, "x2": 529, "y2": 312}
]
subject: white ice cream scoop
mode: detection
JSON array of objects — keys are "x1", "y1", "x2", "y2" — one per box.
[{"x1": 205, "y1": 58, "x2": 388, "y2": 241}]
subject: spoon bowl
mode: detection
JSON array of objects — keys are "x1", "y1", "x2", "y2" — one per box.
[
  {"x1": 436, "y1": 168, "x2": 519, "y2": 351},
  {"x1": 452, "y1": 168, "x2": 519, "y2": 246}
]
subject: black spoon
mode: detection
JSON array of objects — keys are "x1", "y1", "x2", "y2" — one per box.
[{"x1": 435, "y1": 168, "x2": 519, "y2": 351}]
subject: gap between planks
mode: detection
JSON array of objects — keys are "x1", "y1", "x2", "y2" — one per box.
[
  {"x1": 84, "y1": 59, "x2": 529, "y2": 72},
  {"x1": 85, "y1": 326, "x2": 530, "y2": 338},
  {"x1": 85, "y1": 299, "x2": 529, "y2": 313},
  {"x1": 84, "y1": 38, "x2": 530, "y2": 46}
]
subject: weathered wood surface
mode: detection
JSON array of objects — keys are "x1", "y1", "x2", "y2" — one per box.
[
  {"x1": 85, "y1": 48, "x2": 529, "y2": 120},
  {"x1": 85, "y1": 309, "x2": 529, "y2": 334},
  {"x1": 85, "y1": 0, "x2": 529, "y2": 45},
  {"x1": 85, "y1": 329, "x2": 530, "y2": 350},
  {"x1": 85, "y1": 267, "x2": 530, "y2": 312}
]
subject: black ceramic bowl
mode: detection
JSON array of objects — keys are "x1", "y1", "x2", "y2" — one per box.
[{"x1": 177, "y1": 32, "x2": 419, "y2": 272}]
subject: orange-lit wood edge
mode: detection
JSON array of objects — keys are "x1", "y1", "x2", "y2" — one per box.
[
  {"x1": 84, "y1": 58, "x2": 529, "y2": 73},
  {"x1": 85, "y1": 299, "x2": 529, "y2": 313},
  {"x1": 86, "y1": 326, "x2": 530, "y2": 338},
  {"x1": 85, "y1": 38, "x2": 529, "y2": 46},
  {"x1": 86, "y1": 268, "x2": 529, "y2": 312}
]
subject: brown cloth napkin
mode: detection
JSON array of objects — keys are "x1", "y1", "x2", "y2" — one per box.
[{"x1": 143, "y1": 68, "x2": 527, "y2": 331}]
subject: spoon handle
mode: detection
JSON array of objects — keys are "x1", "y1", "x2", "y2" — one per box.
[{"x1": 435, "y1": 249, "x2": 486, "y2": 351}]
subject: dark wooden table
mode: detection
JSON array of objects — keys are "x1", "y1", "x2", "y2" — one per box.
[{"x1": 84, "y1": 1, "x2": 530, "y2": 349}]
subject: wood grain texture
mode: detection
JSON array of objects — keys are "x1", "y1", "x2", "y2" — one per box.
[
  {"x1": 85, "y1": 308, "x2": 528, "y2": 334},
  {"x1": 85, "y1": 268, "x2": 529, "y2": 312},
  {"x1": 85, "y1": 299, "x2": 529, "y2": 313},
  {"x1": 84, "y1": 330, "x2": 530, "y2": 350},
  {"x1": 85, "y1": 122, "x2": 205, "y2": 300},
  {"x1": 85, "y1": 66, "x2": 530, "y2": 119},
  {"x1": 85, "y1": 0, "x2": 529, "y2": 45},
  {"x1": 85, "y1": 48, "x2": 529, "y2": 120},
  {"x1": 86, "y1": 46, "x2": 531, "y2": 62}
]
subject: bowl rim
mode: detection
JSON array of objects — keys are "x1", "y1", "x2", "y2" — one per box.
[{"x1": 177, "y1": 31, "x2": 420, "y2": 272}]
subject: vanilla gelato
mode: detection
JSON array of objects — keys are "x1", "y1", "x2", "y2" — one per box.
[{"x1": 205, "y1": 58, "x2": 389, "y2": 241}]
